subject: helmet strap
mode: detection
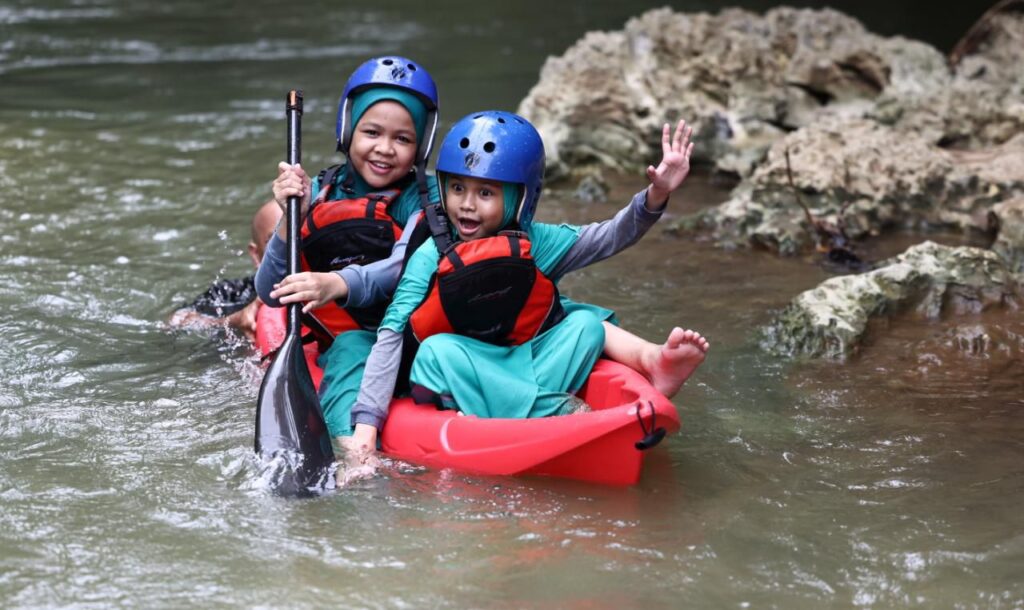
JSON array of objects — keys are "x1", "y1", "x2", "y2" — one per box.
[
  {"x1": 514, "y1": 188, "x2": 529, "y2": 224},
  {"x1": 338, "y1": 97, "x2": 353, "y2": 154},
  {"x1": 417, "y1": 111, "x2": 439, "y2": 166}
]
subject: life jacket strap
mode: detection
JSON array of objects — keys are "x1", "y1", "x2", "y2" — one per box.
[
  {"x1": 507, "y1": 234, "x2": 520, "y2": 258},
  {"x1": 300, "y1": 311, "x2": 335, "y2": 349},
  {"x1": 415, "y1": 167, "x2": 452, "y2": 252},
  {"x1": 444, "y1": 248, "x2": 465, "y2": 270},
  {"x1": 314, "y1": 163, "x2": 344, "y2": 204}
]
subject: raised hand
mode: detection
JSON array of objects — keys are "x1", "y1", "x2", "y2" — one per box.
[
  {"x1": 645, "y1": 119, "x2": 694, "y2": 207},
  {"x1": 270, "y1": 271, "x2": 348, "y2": 313}
]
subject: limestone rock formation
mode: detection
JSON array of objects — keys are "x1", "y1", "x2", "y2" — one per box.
[
  {"x1": 761, "y1": 241, "x2": 1022, "y2": 360},
  {"x1": 990, "y1": 197, "x2": 1024, "y2": 274},
  {"x1": 681, "y1": 121, "x2": 1024, "y2": 254},
  {"x1": 519, "y1": 6, "x2": 1023, "y2": 187}
]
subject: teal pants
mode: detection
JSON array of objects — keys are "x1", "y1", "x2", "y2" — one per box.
[
  {"x1": 316, "y1": 329, "x2": 376, "y2": 438},
  {"x1": 561, "y1": 296, "x2": 616, "y2": 326},
  {"x1": 409, "y1": 309, "x2": 606, "y2": 419}
]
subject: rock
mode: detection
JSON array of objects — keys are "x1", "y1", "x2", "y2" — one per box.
[
  {"x1": 518, "y1": 7, "x2": 1024, "y2": 182},
  {"x1": 989, "y1": 196, "x2": 1024, "y2": 273},
  {"x1": 761, "y1": 241, "x2": 1022, "y2": 360},
  {"x1": 573, "y1": 171, "x2": 609, "y2": 203},
  {"x1": 678, "y1": 120, "x2": 1024, "y2": 254},
  {"x1": 942, "y1": 8, "x2": 1024, "y2": 148}
]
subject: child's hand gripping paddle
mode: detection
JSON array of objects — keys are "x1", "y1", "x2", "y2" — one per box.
[{"x1": 254, "y1": 90, "x2": 335, "y2": 496}]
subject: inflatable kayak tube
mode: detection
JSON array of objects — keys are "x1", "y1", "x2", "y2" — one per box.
[{"x1": 255, "y1": 305, "x2": 680, "y2": 485}]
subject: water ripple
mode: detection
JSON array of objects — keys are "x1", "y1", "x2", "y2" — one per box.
[{"x1": 1, "y1": 38, "x2": 387, "y2": 75}]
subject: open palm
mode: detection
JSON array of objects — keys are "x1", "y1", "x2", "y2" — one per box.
[{"x1": 646, "y1": 120, "x2": 694, "y2": 204}]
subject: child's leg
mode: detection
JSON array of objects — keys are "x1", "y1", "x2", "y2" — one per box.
[
  {"x1": 602, "y1": 322, "x2": 709, "y2": 398},
  {"x1": 411, "y1": 334, "x2": 539, "y2": 419},
  {"x1": 411, "y1": 311, "x2": 606, "y2": 419},
  {"x1": 530, "y1": 310, "x2": 606, "y2": 415}
]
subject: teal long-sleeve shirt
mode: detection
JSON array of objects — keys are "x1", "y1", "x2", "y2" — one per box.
[{"x1": 351, "y1": 188, "x2": 666, "y2": 430}]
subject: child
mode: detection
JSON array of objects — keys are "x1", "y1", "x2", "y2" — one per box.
[
  {"x1": 254, "y1": 55, "x2": 442, "y2": 444},
  {"x1": 343, "y1": 110, "x2": 708, "y2": 470}
]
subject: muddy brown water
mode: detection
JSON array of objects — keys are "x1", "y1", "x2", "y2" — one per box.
[{"x1": 1, "y1": 1, "x2": 1021, "y2": 607}]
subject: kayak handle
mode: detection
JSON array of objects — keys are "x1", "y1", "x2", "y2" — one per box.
[{"x1": 634, "y1": 400, "x2": 666, "y2": 451}]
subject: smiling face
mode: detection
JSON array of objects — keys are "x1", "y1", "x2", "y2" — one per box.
[
  {"x1": 348, "y1": 100, "x2": 417, "y2": 189},
  {"x1": 445, "y1": 175, "x2": 508, "y2": 241}
]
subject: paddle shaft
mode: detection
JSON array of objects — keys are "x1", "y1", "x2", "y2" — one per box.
[
  {"x1": 285, "y1": 90, "x2": 303, "y2": 339},
  {"x1": 250, "y1": 89, "x2": 333, "y2": 495}
]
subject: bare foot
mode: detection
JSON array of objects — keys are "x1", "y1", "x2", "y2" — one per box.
[{"x1": 641, "y1": 327, "x2": 709, "y2": 398}]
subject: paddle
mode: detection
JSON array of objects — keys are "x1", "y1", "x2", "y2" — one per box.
[{"x1": 254, "y1": 90, "x2": 335, "y2": 496}]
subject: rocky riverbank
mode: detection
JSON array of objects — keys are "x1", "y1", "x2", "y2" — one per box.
[
  {"x1": 760, "y1": 241, "x2": 1021, "y2": 360},
  {"x1": 519, "y1": 3, "x2": 1024, "y2": 359},
  {"x1": 519, "y1": 6, "x2": 1024, "y2": 182}
]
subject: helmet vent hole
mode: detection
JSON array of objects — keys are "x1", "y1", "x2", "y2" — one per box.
[
  {"x1": 382, "y1": 59, "x2": 394, "y2": 65},
  {"x1": 408, "y1": 63, "x2": 416, "y2": 71},
  {"x1": 515, "y1": 118, "x2": 524, "y2": 124},
  {"x1": 459, "y1": 137, "x2": 470, "y2": 149},
  {"x1": 497, "y1": 117, "x2": 506, "y2": 124},
  {"x1": 473, "y1": 114, "x2": 482, "y2": 119},
  {"x1": 483, "y1": 142, "x2": 496, "y2": 153}
]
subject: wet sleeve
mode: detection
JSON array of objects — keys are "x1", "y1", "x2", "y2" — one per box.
[
  {"x1": 186, "y1": 276, "x2": 257, "y2": 316},
  {"x1": 547, "y1": 189, "x2": 663, "y2": 279},
  {"x1": 254, "y1": 232, "x2": 288, "y2": 306},
  {"x1": 350, "y1": 329, "x2": 403, "y2": 430},
  {"x1": 336, "y1": 211, "x2": 422, "y2": 308}
]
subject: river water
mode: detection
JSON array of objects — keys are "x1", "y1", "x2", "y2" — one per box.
[{"x1": 2, "y1": 1, "x2": 1021, "y2": 608}]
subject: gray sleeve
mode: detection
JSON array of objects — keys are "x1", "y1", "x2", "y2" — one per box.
[
  {"x1": 549, "y1": 189, "x2": 665, "y2": 279},
  {"x1": 254, "y1": 233, "x2": 288, "y2": 306},
  {"x1": 350, "y1": 328, "x2": 403, "y2": 430},
  {"x1": 336, "y1": 211, "x2": 421, "y2": 309}
]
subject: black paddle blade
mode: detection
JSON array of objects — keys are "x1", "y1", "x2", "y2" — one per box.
[{"x1": 254, "y1": 333, "x2": 335, "y2": 496}]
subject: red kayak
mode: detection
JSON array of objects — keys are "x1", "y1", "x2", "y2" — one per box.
[{"x1": 255, "y1": 305, "x2": 681, "y2": 485}]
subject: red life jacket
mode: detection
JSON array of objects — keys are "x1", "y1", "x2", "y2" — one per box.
[
  {"x1": 407, "y1": 231, "x2": 566, "y2": 348},
  {"x1": 299, "y1": 187, "x2": 403, "y2": 336}
]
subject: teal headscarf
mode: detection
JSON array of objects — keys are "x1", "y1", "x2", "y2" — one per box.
[
  {"x1": 501, "y1": 183, "x2": 521, "y2": 229},
  {"x1": 349, "y1": 88, "x2": 428, "y2": 146},
  {"x1": 441, "y1": 176, "x2": 522, "y2": 234}
]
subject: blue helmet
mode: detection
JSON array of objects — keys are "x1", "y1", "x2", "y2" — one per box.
[
  {"x1": 335, "y1": 56, "x2": 439, "y2": 166},
  {"x1": 435, "y1": 110, "x2": 546, "y2": 229}
]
